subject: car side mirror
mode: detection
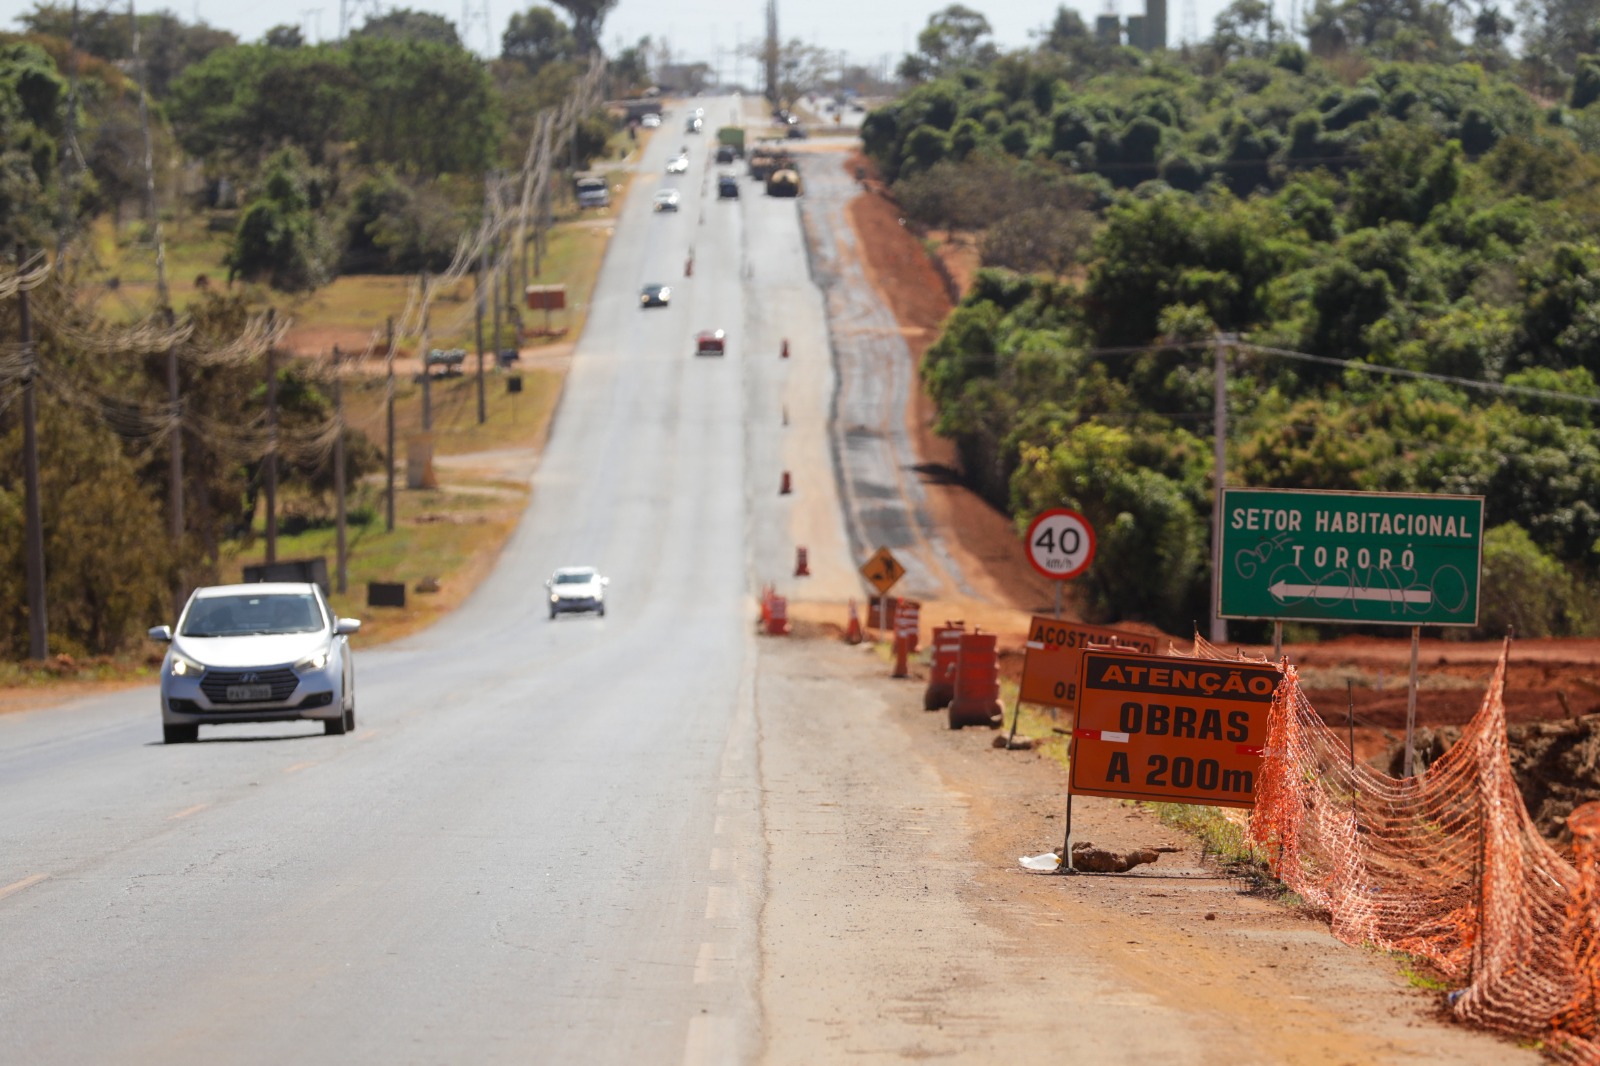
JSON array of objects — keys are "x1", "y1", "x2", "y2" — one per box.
[
  {"x1": 544, "y1": 579, "x2": 552, "y2": 588},
  {"x1": 335, "y1": 618, "x2": 362, "y2": 636},
  {"x1": 602, "y1": 577, "x2": 610, "y2": 586},
  {"x1": 147, "y1": 625, "x2": 173, "y2": 642}
]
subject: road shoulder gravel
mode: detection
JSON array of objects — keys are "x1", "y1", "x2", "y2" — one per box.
[{"x1": 754, "y1": 634, "x2": 1537, "y2": 1064}]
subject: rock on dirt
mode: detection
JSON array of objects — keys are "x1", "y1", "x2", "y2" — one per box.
[{"x1": 1070, "y1": 842, "x2": 1161, "y2": 873}]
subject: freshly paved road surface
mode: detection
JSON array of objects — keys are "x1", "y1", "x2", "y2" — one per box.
[
  {"x1": 0, "y1": 95, "x2": 823, "y2": 1066},
  {"x1": 797, "y1": 156, "x2": 974, "y2": 602}
]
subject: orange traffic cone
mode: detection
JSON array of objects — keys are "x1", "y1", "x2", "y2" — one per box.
[
  {"x1": 891, "y1": 632, "x2": 910, "y2": 678},
  {"x1": 794, "y1": 546, "x2": 810, "y2": 576},
  {"x1": 781, "y1": 339, "x2": 789, "y2": 359},
  {"x1": 685, "y1": 254, "x2": 694, "y2": 277},
  {"x1": 780, "y1": 471, "x2": 791, "y2": 495},
  {"x1": 844, "y1": 599, "x2": 863, "y2": 644}
]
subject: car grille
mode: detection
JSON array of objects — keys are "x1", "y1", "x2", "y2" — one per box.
[{"x1": 200, "y1": 667, "x2": 299, "y2": 703}]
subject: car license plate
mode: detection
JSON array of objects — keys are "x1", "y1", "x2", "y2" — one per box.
[{"x1": 225, "y1": 684, "x2": 273, "y2": 702}]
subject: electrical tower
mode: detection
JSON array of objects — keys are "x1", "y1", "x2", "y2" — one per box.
[
  {"x1": 461, "y1": 0, "x2": 493, "y2": 56},
  {"x1": 338, "y1": 0, "x2": 382, "y2": 40}
]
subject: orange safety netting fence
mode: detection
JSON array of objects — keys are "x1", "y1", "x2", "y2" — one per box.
[{"x1": 1190, "y1": 636, "x2": 1600, "y2": 1062}]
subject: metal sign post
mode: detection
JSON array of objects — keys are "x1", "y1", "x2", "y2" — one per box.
[
  {"x1": 1403, "y1": 626, "x2": 1421, "y2": 776},
  {"x1": 858, "y1": 546, "x2": 905, "y2": 637}
]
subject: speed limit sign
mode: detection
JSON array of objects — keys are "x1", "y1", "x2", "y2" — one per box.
[{"x1": 1024, "y1": 508, "x2": 1095, "y2": 580}]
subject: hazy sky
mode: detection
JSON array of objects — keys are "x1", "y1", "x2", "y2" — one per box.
[{"x1": 0, "y1": 0, "x2": 1249, "y2": 72}]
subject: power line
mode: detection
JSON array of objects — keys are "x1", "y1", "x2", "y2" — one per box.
[{"x1": 1069, "y1": 337, "x2": 1600, "y2": 409}]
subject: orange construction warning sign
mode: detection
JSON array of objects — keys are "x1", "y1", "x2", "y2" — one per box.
[
  {"x1": 1018, "y1": 617, "x2": 1160, "y2": 709},
  {"x1": 1068, "y1": 651, "x2": 1281, "y2": 809},
  {"x1": 858, "y1": 546, "x2": 906, "y2": 596}
]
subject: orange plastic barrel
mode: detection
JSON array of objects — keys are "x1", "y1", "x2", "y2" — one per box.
[
  {"x1": 948, "y1": 631, "x2": 1001, "y2": 728},
  {"x1": 895, "y1": 600, "x2": 921, "y2": 654},
  {"x1": 923, "y1": 623, "x2": 965, "y2": 710},
  {"x1": 765, "y1": 594, "x2": 790, "y2": 636}
]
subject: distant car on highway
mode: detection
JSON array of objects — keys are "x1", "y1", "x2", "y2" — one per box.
[
  {"x1": 639, "y1": 283, "x2": 671, "y2": 307},
  {"x1": 641, "y1": 113, "x2": 661, "y2": 128},
  {"x1": 717, "y1": 175, "x2": 740, "y2": 199},
  {"x1": 696, "y1": 330, "x2": 726, "y2": 356},
  {"x1": 149, "y1": 583, "x2": 360, "y2": 744},
  {"x1": 686, "y1": 117, "x2": 703, "y2": 133},
  {"x1": 666, "y1": 153, "x2": 689, "y2": 174},
  {"x1": 546, "y1": 567, "x2": 608, "y2": 618},
  {"x1": 653, "y1": 189, "x2": 681, "y2": 212}
]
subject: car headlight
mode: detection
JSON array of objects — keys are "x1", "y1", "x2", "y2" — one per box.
[
  {"x1": 550, "y1": 592, "x2": 560, "y2": 603},
  {"x1": 295, "y1": 649, "x2": 330, "y2": 672},
  {"x1": 169, "y1": 652, "x2": 204, "y2": 677}
]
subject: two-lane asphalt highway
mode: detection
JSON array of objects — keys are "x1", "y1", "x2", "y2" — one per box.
[{"x1": 0, "y1": 96, "x2": 816, "y2": 1065}]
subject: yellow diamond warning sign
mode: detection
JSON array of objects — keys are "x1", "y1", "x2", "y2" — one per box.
[{"x1": 858, "y1": 546, "x2": 906, "y2": 596}]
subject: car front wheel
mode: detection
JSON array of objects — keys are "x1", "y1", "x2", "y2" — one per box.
[{"x1": 325, "y1": 712, "x2": 349, "y2": 736}]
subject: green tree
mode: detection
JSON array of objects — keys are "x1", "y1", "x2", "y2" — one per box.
[
  {"x1": 343, "y1": 35, "x2": 499, "y2": 176},
  {"x1": 227, "y1": 148, "x2": 331, "y2": 291},
  {"x1": 1475, "y1": 522, "x2": 1586, "y2": 636},
  {"x1": 354, "y1": 8, "x2": 462, "y2": 47},
  {"x1": 0, "y1": 41, "x2": 65, "y2": 249},
  {"x1": 552, "y1": 0, "x2": 618, "y2": 54},
  {"x1": 502, "y1": 6, "x2": 574, "y2": 70},
  {"x1": 0, "y1": 397, "x2": 172, "y2": 657},
  {"x1": 899, "y1": 4, "x2": 997, "y2": 81},
  {"x1": 167, "y1": 44, "x2": 356, "y2": 168},
  {"x1": 1012, "y1": 423, "x2": 1210, "y2": 631},
  {"x1": 263, "y1": 24, "x2": 305, "y2": 49}
]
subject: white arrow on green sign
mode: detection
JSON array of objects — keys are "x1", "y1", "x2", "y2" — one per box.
[{"x1": 1218, "y1": 488, "x2": 1484, "y2": 626}]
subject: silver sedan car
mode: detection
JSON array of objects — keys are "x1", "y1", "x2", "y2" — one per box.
[
  {"x1": 546, "y1": 567, "x2": 608, "y2": 618},
  {"x1": 149, "y1": 582, "x2": 360, "y2": 743}
]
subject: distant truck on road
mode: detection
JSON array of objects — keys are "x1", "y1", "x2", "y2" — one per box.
[
  {"x1": 748, "y1": 145, "x2": 793, "y2": 182},
  {"x1": 716, "y1": 127, "x2": 745, "y2": 161},
  {"x1": 766, "y1": 167, "x2": 801, "y2": 197}
]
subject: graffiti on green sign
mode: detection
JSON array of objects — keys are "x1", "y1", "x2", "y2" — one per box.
[{"x1": 1219, "y1": 489, "x2": 1483, "y2": 625}]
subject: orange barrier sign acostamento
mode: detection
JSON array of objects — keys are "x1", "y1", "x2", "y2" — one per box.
[
  {"x1": 1068, "y1": 651, "x2": 1281, "y2": 809},
  {"x1": 1018, "y1": 617, "x2": 1159, "y2": 709}
]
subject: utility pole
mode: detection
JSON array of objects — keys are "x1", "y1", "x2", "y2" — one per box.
[
  {"x1": 56, "y1": 2, "x2": 82, "y2": 264},
  {"x1": 493, "y1": 244, "x2": 504, "y2": 375},
  {"x1": 384, "y1": 315, "x2": 396, "y2": 533},
  {"x1": 130, "y1": 0, "x2": 168, "y2": 309},
  {"x1": 264, "y1": 316, "x2": 279, "y2": 564},
  {"x1": 19, "y1": 262, "x2": 48, "y2": 661},
  {"x1": 1209, "y1": 334, "x2": 1230, "y2": 645},
  {"x1": 165, "y1": 307, "x2": 182, "y2": 543},
  {"x1": 333, "y1": 346, "x2": 347, "y2": 594},
  {"x1": 418, "y1": 272, "x2": 433, "y2": 432},
  {"x1": 475, "y1": 210, "x2": 488, "y2": 425}
]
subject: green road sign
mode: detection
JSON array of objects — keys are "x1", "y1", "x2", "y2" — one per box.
[{"x1": 1218, "y1": 488, "x2": 1483, "y2": 626}]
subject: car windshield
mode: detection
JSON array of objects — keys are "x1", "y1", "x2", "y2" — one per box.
[
  {"x1": 554, "y1": 572, "x2": 595, "y2": 585},
  {"x1": 180, "y1": 593, "x2": 325, "y2": 637}
]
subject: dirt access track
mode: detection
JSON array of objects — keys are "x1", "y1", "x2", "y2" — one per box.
[{"x1": 767, "y1": 148, "x2": 1575, "y2": 1060}]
